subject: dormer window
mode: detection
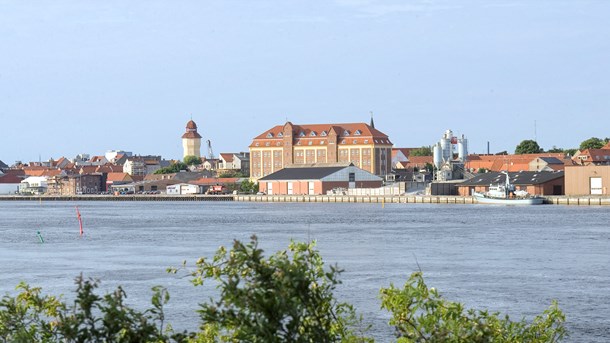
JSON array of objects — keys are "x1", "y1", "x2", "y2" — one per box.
[
  {"x1": 343, "y1": 130, "x2": 350, "y2": 136},
  {"x1": 299, "y1": 132, "x2": 305, "y2": 137},
  {"x1": 321, "y1": 131, "x2": 327, "y2": 136},
  {"x1": 266, "y1": 132, "x2": 274, "y2": 138},
  {"x1": 341, "y1": 139, "x2": 346, "y2": 144},
  {"x1": 278, "y1": 132, "x2": 283, "y2": 137},
  {"x1": 354, "y1": 130, "x2": 362, "y2": 135},
  {"x1": 310, "y1": 131, "x2": 317, "y2": 137},
  {"x1": 255, "y1": 143, "x2": 260, "y2": 147}
]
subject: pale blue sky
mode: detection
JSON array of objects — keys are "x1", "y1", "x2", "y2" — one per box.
[{"x1": 1, "y1": 0, "x2": 608, "y2": 164}]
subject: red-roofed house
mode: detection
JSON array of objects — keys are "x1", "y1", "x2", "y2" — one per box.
[
  {"x1": 0, "y1": 172, "x2": 22, "y2": 194},
  {"x1": 572, "y1": 147, "x2": 610, "y2": 166},
  {"x1": 250, "y1": 121, "x2": 393, "y2": 179},
  {"x1": 105, "y1": 172, "x2": 133, "y2": 191},
  {"x1": 466, "y1": 153, "x2": 568, "y2": 172}
]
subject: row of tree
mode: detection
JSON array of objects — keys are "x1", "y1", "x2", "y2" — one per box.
[
  {"x1": 0, "y1": 237, "x2": 566, "y2": 342},
  {"x1": 410, "y1": 137, "x2": 610, "y2": 157}
]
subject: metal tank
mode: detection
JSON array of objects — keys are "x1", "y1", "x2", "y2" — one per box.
[
  {"x1": 457, "y1": 135, "x2": 468, "y2": 162},
  {"x1": 433, "y1": 144, "x2": 442, "y2": 169},
  {"x1": 441, "y1": 129, "x2": 453, "y2": 161}
]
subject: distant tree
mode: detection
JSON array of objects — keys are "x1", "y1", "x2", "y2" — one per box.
[
  {"x1": 579, "y1": 137, "x2": 606, "y2": 150},
  {"x1": 495, "y1": 150, "x2": 508, "y2": 155},
  {"x1": 477, "y1": 168, "x2": 489, "y2": 173},
  {"x1": 183, "y1": 155, "x2": 202, "y2": 166},
  {"x1": 380, "y1": 272, "x2": 566, "y2": 342},
  {"x1": 239, "y1": 179, "x2": 258, "y2": 193},
  {"x1": 217, "y1": 170, "x2": 245, "y2": 178},
  {"x1": 564, "y1": 148, "x2": 578, "y2": 156},
  {"x1": 410, "y1": 146, "x2": 433, "y2": 157},
  {"x1": 515, "y1": 140, "x2": 543, "y2": 154},
  {"x1": 547, "y1": 146, "x2": 565, "y2": 153},
  {"x1": 154, "y1": 162, "x2": 188, "y2": 174}
]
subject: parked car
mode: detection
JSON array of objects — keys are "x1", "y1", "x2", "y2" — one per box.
[{"x1": 256, "y1": 191, "x2": 266, "y2": 195}]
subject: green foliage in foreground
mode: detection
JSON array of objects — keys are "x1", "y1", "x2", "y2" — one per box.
[
  {"x1": 380, "y1": 272, "x2": 566, "y2": 342},
  {"x1": 170, "y1": 236, "x2": 372, "y2": 343},
  {"x1": 1, "y1": 237, "x2": 566, "y2": 343}
]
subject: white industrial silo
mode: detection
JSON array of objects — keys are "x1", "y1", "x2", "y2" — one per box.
[
  {"x1": 441, "y1": 129, "x2": 453, "y2": 161},
  {"x1": 457, "y1": 135, "x2": 468, "y2": 162},
  {"x1": 433, "y1": 143, "x2": 442, "y2": 169}
]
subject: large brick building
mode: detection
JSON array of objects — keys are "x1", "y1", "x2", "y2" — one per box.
[{"x1": 249, "y1": 122, "x2": 393, "y2": 180}]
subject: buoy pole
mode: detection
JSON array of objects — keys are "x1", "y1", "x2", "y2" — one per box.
[
  {"x1": 76, "y1": 206, "x2": 83, "y2": 236},
  {"x1": 37, "y1": 231, "x2": 44, "y2": 243}
]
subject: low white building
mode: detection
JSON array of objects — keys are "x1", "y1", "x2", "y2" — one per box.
[
  {"x1": 19, "y1": 176, "x2": 48, "y2": 195},
  {"x1": 166, "y1": 183, "x2": 200, "y2": 195}
]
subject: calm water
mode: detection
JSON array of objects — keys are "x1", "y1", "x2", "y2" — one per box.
[{"x1": 0, "y1": 201, "x2": 609, "y2": 342}]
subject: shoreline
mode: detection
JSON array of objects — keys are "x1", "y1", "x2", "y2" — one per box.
[{"x1": 1, "y1": 194, "x2": 609, "y2": 205}]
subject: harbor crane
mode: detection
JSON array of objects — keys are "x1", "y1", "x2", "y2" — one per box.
[{"x1": 207, "y1": 140, "x2": 214, "y2": 160}]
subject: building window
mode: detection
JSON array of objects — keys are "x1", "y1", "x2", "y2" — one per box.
[
  {"x1": 308, "y1": 141, "x2": 313, "y2": 146},
  {"x1": 310, "y1": 131, "x2": 317, "y2": 136},
  {"x1": 343, "y1": 130, "x2": 350, "y2": 136},
  {"x1": 299, "y1": 132, "x2": 305, "y2": 137},
  {"x1": 354, "y1": 130, "x2": 361, "y2": 135},
  {"x1": 364, "y1": 140, "x2": 369, "y2": 144},
  {"x1": 278, "y1": 132, "x2": 283, "y2": 137},
  {"x1": 265, "y1": 142, "x2": 270, "y2": 147},
  {"x1": 266, "y1": 132, "x2": 273, "y2": 138},
  {"x1": 353, "y1": 140, "x2": 357, "y2": 144},
  {"x1": 321, "y1": 131, "x2": 327, "y2": 136},
  {"x1": 320, "y1": 140, "x2": 325, "y2": 145}
]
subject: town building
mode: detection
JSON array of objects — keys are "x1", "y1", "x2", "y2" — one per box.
[
  {"x1": 565, "y1": 165, "x2": 610, "y2": 195},
  {"x1": 572, "y1": 142, "x2": 610, "y2": 166},
  {"x1": 0, "y1": 172, "x2": 21, "y2": 194},
  {"x1": 218, "y1": 152, "x2": 250, "y2": 176},
  {"x1": 166, "y1": 183, "x2": 201, "y2": 195},
  {"x1": 249, "y1": 122, "x2": 393, "y2": 180},
  {"x1": 257, "y1": 163, "x2": 383, "y2": 195},
  {"x1": 465, "y1": 153, "x2": 569, "y2": 172},
  {"x1": 19, "y1": 176, "x2": 48, "y2": 195},
  {"x1": 456, "y1": 171, "x2": 565, "y2": 196},
  {"x1": 47, "y1": 174, "x2": 103, "y2": 195},
  {"x1": 182, "y1": 119, "x2": 202, "y2": 158}
]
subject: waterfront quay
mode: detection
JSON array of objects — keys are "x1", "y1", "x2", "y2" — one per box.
[{"x1": 1, "y1": 194, "x2": 610, "y2": 205}]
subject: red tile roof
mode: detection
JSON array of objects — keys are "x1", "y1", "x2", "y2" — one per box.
[
  {"x1": 466, "y1": 153, "x2": 568, "y2": 172},
  {"x1": 192, "y1": 177, "x2": 239, "y2": 185},
  {"x1": 220, "y1": 153, "x2": 234, "y2": 163},
  {"x1": 251, "y1": 122, "x2": 392, "y2": 147},
  {"x1": 106, "y1": 172, "x2": 133, "y2": 182}
]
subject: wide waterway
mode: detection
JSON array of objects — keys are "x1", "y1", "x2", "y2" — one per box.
[{"x1": 1, "y1": 201, "x2": 609, "y2": 342}]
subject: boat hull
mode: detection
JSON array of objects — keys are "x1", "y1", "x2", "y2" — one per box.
[{"x1": 473, "y1": 193, "x2": 544, "y2": 205}]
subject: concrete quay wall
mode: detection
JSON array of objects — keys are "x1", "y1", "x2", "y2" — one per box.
[
  {"x1": 1, "y1": 195, "x2": 609, "y2": 205},
  {"x1": 0, "y1": 195, "x2": 234, "y2": 202}
]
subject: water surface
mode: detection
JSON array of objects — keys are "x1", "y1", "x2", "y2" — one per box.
[{"x1": 0, "y1": 201, "x2": 608, "y2": 342}]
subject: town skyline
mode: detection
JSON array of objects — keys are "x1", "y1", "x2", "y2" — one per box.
[{"x1": 2, "y1": 1, "x2": 609, "y2": 163}]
